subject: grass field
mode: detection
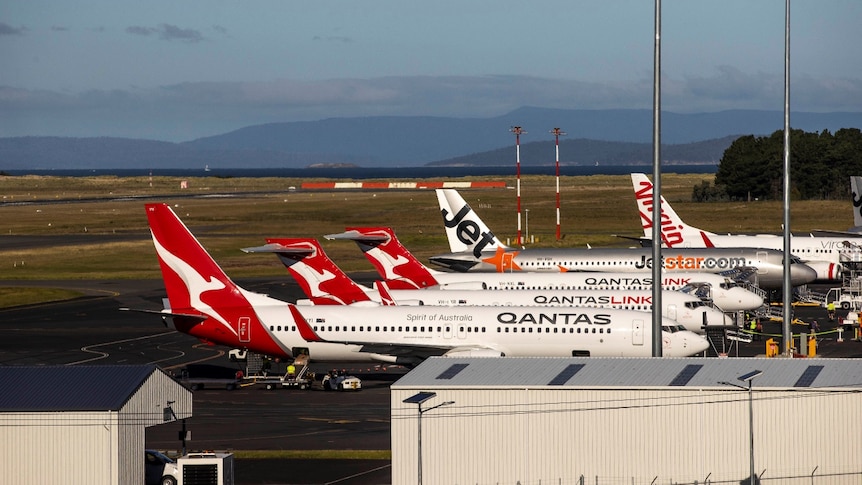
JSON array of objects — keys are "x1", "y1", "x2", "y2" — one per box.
[{"x1": 0, "y1": 172, "x2": 852, "y2": 286}]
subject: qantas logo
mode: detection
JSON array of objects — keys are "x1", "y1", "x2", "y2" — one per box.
[
  {"x1": 151, "y1": 232, "x2": 237, "y2": 336},
  {"x1": 533, "y1": 295, "x2": 652, "y2": 305},
  {"x1": 442, "y1": 203, "x2": 498, "y2": 257},
  {"x1": 497, "y1": 311, "x2": 612, "y2": 325}
]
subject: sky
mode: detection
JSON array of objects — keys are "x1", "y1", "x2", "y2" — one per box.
[{"x1": 2, "y1": 0, "x2": 861, "y2": 142}]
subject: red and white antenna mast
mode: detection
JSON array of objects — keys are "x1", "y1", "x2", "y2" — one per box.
[
  {"x1": 510, "y1": 126, "x2": 526, "y2": 245},
  {"x1": 550, "y1": 127, "x2": 566, "y2": 240}
]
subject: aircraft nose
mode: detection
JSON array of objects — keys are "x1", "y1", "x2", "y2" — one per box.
[
  {"x1": 790, "y1": 263, "x2": 818, "y2": 286},
  {"x1": 686, "y1": 333, "x2": 710, "y2": 355},
  {"x1": 738, "y1": 289, "x2": 765, "y2": 311},
  {"x1": 663, "y1": 331, "x2": 709, "y2": 357},
  {"x1": 715, "y1": 288, "x2": 764, "y2": 312}
]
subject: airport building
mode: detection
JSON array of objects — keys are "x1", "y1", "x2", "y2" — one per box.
[
  {"x1": 391, "y1": 357, "x2": 862, "y2": 485},
  {"x1": 0, "y1": 365, "x2": 192, "y2": 485}
]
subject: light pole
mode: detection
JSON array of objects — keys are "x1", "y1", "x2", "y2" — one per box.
[
  {"x1": 403, "y1": 392, "x2": 455, "y2": 485},
  {"x1": 719, "y1": 370, "x2": 763, "y2": 485},
  {"x1": 510, "y1": 126, "x2": 526, "y2": 246},
  {"x1": 525, "y1": 208, "x2": 530, "y2": 243},
  {"x1": 549, "y1": 128, "x2": 566, "y2": 240}
]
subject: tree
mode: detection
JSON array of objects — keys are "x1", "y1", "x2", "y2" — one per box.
[{"x1": 714, "y1": 128, "x2": 862, "y2": 201}]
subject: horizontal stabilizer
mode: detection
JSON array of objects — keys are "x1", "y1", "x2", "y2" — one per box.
[
  {"x1": 241, "y1": 242, "x2": 314, "y2": 256},
  {"x1": 324, "y1": 230, "x2": 389, "y2": 243},
  {"x1": 119, "y1": 307, "x2": 206, "y2": 322}
]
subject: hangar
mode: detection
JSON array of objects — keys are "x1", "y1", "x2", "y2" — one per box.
[
  {"x1": 391, "y1": 357, "x2": 862, "y2": 485},
  {"x1": 0, "y1": 365, "x2": 192, "y2": 485}
]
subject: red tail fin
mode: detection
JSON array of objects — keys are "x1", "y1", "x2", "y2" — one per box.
[
  {"x1": 329, "y1": 227, "x2": 439, "y2": 289},
  {"x1": 373, "y1": 280, "x2": 398, "y2": 306},
  {"x1": 247, "y1": 238, "x2": 372, "y2": 305},
  {"x1": 144, "y1": 203, "x2": 291, "y2": 358}
]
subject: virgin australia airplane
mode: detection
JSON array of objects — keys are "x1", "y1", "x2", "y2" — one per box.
[
  {"x1": 139, "y1": 203, "x2": 708, "y2": 366},
  {"x1": 243, "y1": 237, "x2": 730, "y2": 333},
  {"x1": 432, "y1": 189, "x2": 817, "y2": 290},
  {"x1": 324, "y1": 226, "x2": 764, "y2": 312},
  {"x1": 631, "y1": 173, "x2": 849, "y2": 281}
]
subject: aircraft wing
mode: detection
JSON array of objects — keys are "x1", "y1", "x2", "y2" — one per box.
[
  {"x1": 810, "y1": 229, "x2": 862, "y2": 238},
  {"x1": 289, "y1": 305, "x2": 504, "y2": 360},
  {"x1": 427, "y1": 255, "x2": 481, "y2": 272},
  {"x1": 613, "y1": 235, "x2": 653, "y2": 247}
]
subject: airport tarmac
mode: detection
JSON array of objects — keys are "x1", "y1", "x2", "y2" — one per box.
[{"x1": 2, "y1": 277, "x2": 861, "y2": 484}]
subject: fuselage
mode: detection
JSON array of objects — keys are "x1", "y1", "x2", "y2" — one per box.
[
  {"x1": 165, "y1": 292, "x2": 709, "y2": 364},
  {"x1": 660, "y1": 233, "x2": 848, "y2": 281},
  {"x1": 429, "y1": 247, "x2": 817, "y2": 290},
  {"x1": 405, "y1": 271, "x2": 763, "y2": 312},
  {"x1": 378, "y1": 287, "x2": 729, "y2": 333}
]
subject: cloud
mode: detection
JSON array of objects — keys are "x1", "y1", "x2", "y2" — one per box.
[
  {"x1": 51, "y1": 25, "x2": 70, "y2": 32},
  {"x1": 126, "y1": 24, "x2": 204, "y2": 43},
  {"x1": 0, "y1": 22, "x2": 26, "y2": 36}
]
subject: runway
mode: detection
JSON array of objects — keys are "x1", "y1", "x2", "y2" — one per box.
[{"x1": 2, "y1": 277, "x2": 861, "y2": 484}]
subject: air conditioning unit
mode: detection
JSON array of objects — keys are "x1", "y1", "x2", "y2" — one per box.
[{"x1": 177, "y1": 452, "x2": 234, "y2": 485}]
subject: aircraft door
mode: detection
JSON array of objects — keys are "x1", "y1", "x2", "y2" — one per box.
[
  {"x1": 501, "y1": 252, "x2": 516, "y2": 272},
  {"x1": 666, "y1": 304, "x2": 677, "y2": 321},
  {"x1": 238, "y1": 316, "x2": 251, "y2": 343},
  {"x1": 632, "y1": 319, "x2": 644, "y2": 346},
  {"x1": 457, "y1": 325, "x2": 467, "y2": 339},
  {"x1": 756, "y1": 251, "x2": 768, "y2": 275},
  {"x1": 444, "y1": 325, "x2": 453, "y2": 339}
]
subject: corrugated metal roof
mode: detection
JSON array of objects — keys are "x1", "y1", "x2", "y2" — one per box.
[
  {"x1": 392, "y1": 357, "x2": 862, "y2": 390},
  {"x1": 0, "y1": 365, "x2": 161, "y2": 411}
]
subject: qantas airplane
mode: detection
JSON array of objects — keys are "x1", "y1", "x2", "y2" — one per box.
[
  {"x1": 631, "y1": 173, "x2": 850, "y2": 281},
  {"x1": 243, "y1": 237, "x2": 730, "y2": 333},
  {"x1": 431, "y1": 188, "x2": 817, "y2": 289},
  {"x1": 325, "y1": 227, "x2": 764, "y2": 312},
  {"x1": 141, "y1": 203, "x2": 709, "y2": 364}
]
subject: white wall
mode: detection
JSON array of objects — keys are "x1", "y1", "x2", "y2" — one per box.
[{"x1": 392, "y1": 387, "x2": 862, "y2": 485}]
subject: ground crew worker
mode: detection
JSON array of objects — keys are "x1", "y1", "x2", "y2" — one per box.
[
  {"x1": 287, "y1": 363, "x2": 296, "y2": 379},
  {"x1": 749, "y1": 317, "x2": 759, "y2": 341},
  {"x1": 827, "y1": 301, "x2": 836, "y2": 321}
]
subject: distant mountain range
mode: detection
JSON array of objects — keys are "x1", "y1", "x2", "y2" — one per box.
[{"x1": 2, "y1": 107, "x2": 860, "y2": 170}]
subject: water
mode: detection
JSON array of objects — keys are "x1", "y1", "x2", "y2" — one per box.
[{"x1": 6, "y1": 165, "x2": 717, "y2": 178}]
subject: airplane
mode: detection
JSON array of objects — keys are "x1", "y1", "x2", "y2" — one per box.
[
  {"x1": 325, "y1": 226, "x2": 765, "y2": 312},
  {"x1": 243, "y1": 237, "x2": 731, "y2": 333},
  {"x1": 813, "y1": 176, "x2": 862, "y2": 237},
  {"x1": 142, "y1": 203, "x2": 709, "y2": 365},
  {"x1": 431, "y1": 188, "x2": 817, "y2": 289},
  {"x1": 631, "y1": 172, "x2": 849, "y2": 282}
]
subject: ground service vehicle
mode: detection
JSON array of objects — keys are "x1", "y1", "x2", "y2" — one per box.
[{"x1": 145, "y1": 449, "x2": 179, "y2": 485}]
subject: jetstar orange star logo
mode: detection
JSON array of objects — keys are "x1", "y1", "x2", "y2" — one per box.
[{"x1": 482, "y1": 247, "x2": 521, "y2": 272}]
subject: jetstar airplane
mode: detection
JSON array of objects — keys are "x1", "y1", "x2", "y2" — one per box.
[
  {"x1": 142, "y1": 203, "x2": 709, "y2": 364},
  {"x1": 431, "y1": 189, "x2": 817, "y2": 290},
  {"x1": 243, "y1": 237, "x2": 730, "y2": 333},
  {"x1": 325, "y1": 227, "x2": 764, "y2": 312},
  {"x1": 631, "y1": 173, "x2": 849, "y2": 282}
]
